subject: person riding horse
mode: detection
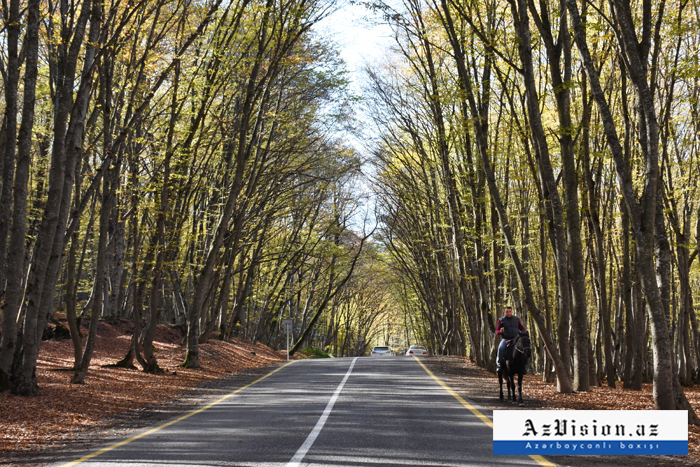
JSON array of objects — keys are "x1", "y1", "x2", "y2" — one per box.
[{"x1": 496, "y1": 306, "x2": 527, "y2": 370}]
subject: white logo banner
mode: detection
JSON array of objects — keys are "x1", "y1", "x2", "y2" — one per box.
[{"x1": 493, "y1": 410, "x2": 688, "y2": 455}]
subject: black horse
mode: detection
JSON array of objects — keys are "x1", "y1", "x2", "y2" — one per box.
[{"x1": 498, "y1": 331, "x2": 531, "y2": 406}]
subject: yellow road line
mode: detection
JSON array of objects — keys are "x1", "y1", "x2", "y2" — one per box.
[
  {"x1": 61, "y1": 360, "x2": 296, "y2": 466},
  {"x1": 413, "y1": 357, "x2": 556, "y2": 467}
]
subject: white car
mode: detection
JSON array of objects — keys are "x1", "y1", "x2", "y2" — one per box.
[
  {"x1": 406, "y1": 345, "x2": 428, "y2": 356},
  {"x1": 370, "y1": 346, "x2": 392, "y2": 357}
]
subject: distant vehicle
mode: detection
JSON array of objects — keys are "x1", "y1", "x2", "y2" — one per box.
[
  {"x1": 370, "y1": 346, "x2": 392, "y2": 357},
  {"x1": 405, "y1": 345, "x2": 428, "y2": 356}
]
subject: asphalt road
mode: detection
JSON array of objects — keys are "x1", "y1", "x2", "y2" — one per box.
[{"x1": 53, "y1": 357, "x2": 548, "y2": 467}]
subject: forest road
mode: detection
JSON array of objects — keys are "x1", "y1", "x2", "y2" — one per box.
[{"x1": 51, "y1": 357, "x2": 547, "y2": 467}]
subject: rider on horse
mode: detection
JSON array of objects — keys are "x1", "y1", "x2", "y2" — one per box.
[{"x1": 496, "y1": 306, "x2": 527, "y2": 370}]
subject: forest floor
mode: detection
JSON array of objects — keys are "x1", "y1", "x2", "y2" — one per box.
[
  {"x1": 0, "y1": 316, "x2": 289, "y2": 465},
  {"x1": 0, "y1": 317, "x2": 698, "y2": 466}
]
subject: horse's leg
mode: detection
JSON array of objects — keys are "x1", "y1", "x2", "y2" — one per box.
[
  {"x1": 508, "y1": 374, "x2": 516, "y2": 403},
  {"x1": 517, "y1": 373, "x2": 524, "y2": 406},
  {"x1": 498, "y1": 371, "x2": 504, "y2": 401}
]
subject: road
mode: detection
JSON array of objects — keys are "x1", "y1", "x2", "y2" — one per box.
[{"x1": 54, "y1": 357, "x2": 550, "y2": 467}]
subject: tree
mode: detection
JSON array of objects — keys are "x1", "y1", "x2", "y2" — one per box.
[{"x1": 565, "y1": 0, "x2": 698, "y2": 421}]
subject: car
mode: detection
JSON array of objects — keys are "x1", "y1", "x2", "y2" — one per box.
[
  {"x1": 405, "y1": 345, "x2": 428, "y2": 356},
  {"x1": 370, "y1": 346, "x2": 392, "y2": 357}
]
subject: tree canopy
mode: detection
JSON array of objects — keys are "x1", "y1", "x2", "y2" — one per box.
[{"x1": 1, "y1": 0, "x2": 699, "y2": 425}]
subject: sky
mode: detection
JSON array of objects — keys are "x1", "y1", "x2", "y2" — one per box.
[
  {"x1": 313, "y1": 2, "x2": 397, "y2": 233},
  {"x1": 314, "y1": 1, "x2": 403, "y2": 160},
  {"x1": 315, "y1": 2, "x2": 395, "y2": 95}
]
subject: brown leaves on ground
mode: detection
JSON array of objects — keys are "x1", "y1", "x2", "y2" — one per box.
[
  {"x1": 528, "y1": 377, "x2": 700, "y2": 463},
  {"x1": 0, "y1": 317, "x2": 285, "y2": 461}
]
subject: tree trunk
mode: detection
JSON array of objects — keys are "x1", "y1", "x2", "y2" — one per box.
[
  {"x1": 72, "y1": 168, "x2": 113, "y2": 384},
  {"x1": 436, "y1": 0, "x2": 572, "y2": 392},
  {"x1": 514, "y1": 0, "x2": 588, "y2": 391},
  {"x1": 580, "y1": 74, "x2": 615, "y2": 387},
  {"x1": 184, "y1": 5, "x2": 271, "y2": 367},
  {"x1": 66, "y1": 230, "x2": 83, "y2": 367},
  {"x1": 142, "y1": 59, "x2": 181, "y2": 373},
  {"x1": 566, "y1": 0, "x2": 698, "y2": 421},
  {"x1": 12, "y1": 0, "x2": 96, "y2": 396},
  {"x1": 0, "y1": 0, "x2": 39, "y2": 392}
]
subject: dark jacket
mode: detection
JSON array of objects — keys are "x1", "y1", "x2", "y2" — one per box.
[{"x1": 497, "y1": 315, "x2": 526, "y2": 340}]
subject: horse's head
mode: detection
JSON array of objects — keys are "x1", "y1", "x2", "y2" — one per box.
[{"x1": 517, "y1": 332, "x2": 531, "y2": 360}]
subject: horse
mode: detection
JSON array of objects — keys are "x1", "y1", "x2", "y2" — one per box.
[{"x1": 498, "y1": 331, "x2": 531, "y2": 406}]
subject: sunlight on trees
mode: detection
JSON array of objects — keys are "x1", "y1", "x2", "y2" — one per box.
[
  {"x1": 0, "y1": 0, "x2": 390, "y2": 395},
  {"x1": 364, "y1": 0, "x2": 700, "y2": 421},
  {"x1": 1, "y1": 0, "x2": 699, "y2": 425}
]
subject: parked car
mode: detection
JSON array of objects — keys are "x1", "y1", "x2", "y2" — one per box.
[
  {"x1": 405, "y1": 345, "x2": 428, "y2": 356},
  {"x1": 370, "y1": 346, "x2": 392, "y2": 357}
]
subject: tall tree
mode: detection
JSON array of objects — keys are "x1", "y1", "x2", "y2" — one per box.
[{"x1": 565, "y1": 0, "x2": 698, "y2": 421}]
